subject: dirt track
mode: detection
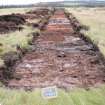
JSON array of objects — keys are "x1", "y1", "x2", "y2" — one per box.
[{"x1": 6, "y1": 9, "x2": 105, "y2": 90}]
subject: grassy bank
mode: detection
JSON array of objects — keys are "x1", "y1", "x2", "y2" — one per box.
[
  {"x1": 0, "y1": 26, "x2": 33, "y2": 55},
  {"x1": 0, "y1": 85, "x2": 105, "y2": 105},
  {"x1": 66, "y1": 7, "x2": 105, "y2": 56}
]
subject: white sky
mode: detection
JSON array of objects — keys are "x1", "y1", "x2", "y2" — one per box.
[
  {"x1": 0, "y1": 0, "x2": 104, "y2": 5},
  {"x1": 0, "y1": 0, "x2": 64, "y2": 5}
]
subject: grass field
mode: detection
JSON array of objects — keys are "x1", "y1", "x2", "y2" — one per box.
[
  {"x1": 66, "y1": 7, "x2": 105, "y2": 57},
  {"x1": 0, "y1": 85, "x2": 105, "y2": 105},
  {"x1": 0, "y1": 8, "x2": 31, "y2": 15}
]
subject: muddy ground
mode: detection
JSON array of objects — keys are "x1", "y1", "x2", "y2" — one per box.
[{"x1": 1, "y1": 9, "x2": 105, "y2": 90}]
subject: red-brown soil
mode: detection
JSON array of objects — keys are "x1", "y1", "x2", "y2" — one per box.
[{"x1": 3, "y1": 9, "x2": 105, "y2": 90}]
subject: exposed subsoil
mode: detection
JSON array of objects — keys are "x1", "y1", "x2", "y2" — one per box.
[{"x1": 4, "y1": 9, "x2": 105, "y2": 90}]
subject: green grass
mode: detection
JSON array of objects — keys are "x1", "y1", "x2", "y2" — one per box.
[
  {"x1": 0, "y1": 26, "x2": 35, "y2": 55},
  {"x1": 0, "y1": 25, "x2": 40, "y2": 67},
  {"x1": 0, "y1": 59, "x2": 4, "y2": 67},
  {"x1": 0, "y1": 86, "x2": 105, "y2": 105},
  {"x1": 0, "y1": 8, "x2": 31, "y2": 15},
  {"x1": 66, "y1": 7, "x2": 105, "y2": 56},
  {"x1": 27, "y1": 18, "x2": 41, "y2": 24}
]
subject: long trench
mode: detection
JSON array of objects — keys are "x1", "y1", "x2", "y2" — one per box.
[{"x1": 7, "y1": 9, "x2": 105, "y2": 90}]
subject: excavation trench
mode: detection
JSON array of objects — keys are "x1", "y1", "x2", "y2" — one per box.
[{"x1": 3, "y1": 9, "x2": 105, "y2": 90}]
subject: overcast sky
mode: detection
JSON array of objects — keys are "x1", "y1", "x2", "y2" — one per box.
[
  {"x1": 0, "y1": 0, "x2": 63, "y2": 5},
  {"x1": 0, "y1": 0, "x2": 104, "y2": 5}
]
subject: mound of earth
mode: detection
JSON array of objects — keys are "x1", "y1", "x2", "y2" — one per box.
[
  {"x1": 0, "y1": 8, "x2": 54, "y2": 34},
  {"x1": 14, "y1": 13, "x2": 40, "y2": 20},
  {"x1": 27, "y1": 8, "x2": 50, "y2": 17},
  {"x1": 0, "y1": 14, "x2": 26, "y2": 34}
]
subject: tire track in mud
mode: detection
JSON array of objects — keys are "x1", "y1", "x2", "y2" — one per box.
[{"x1": 7, "y1": 9, "x2": 105, "y2": 90}]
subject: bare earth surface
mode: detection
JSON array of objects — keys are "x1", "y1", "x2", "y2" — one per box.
[{"x1": 7, "y1": 10, "x2": 105, "y2": 90}]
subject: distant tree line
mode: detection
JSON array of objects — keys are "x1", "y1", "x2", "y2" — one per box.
[{"x1": 0, "y1": 4, "x2": 34, "y2": 9}]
